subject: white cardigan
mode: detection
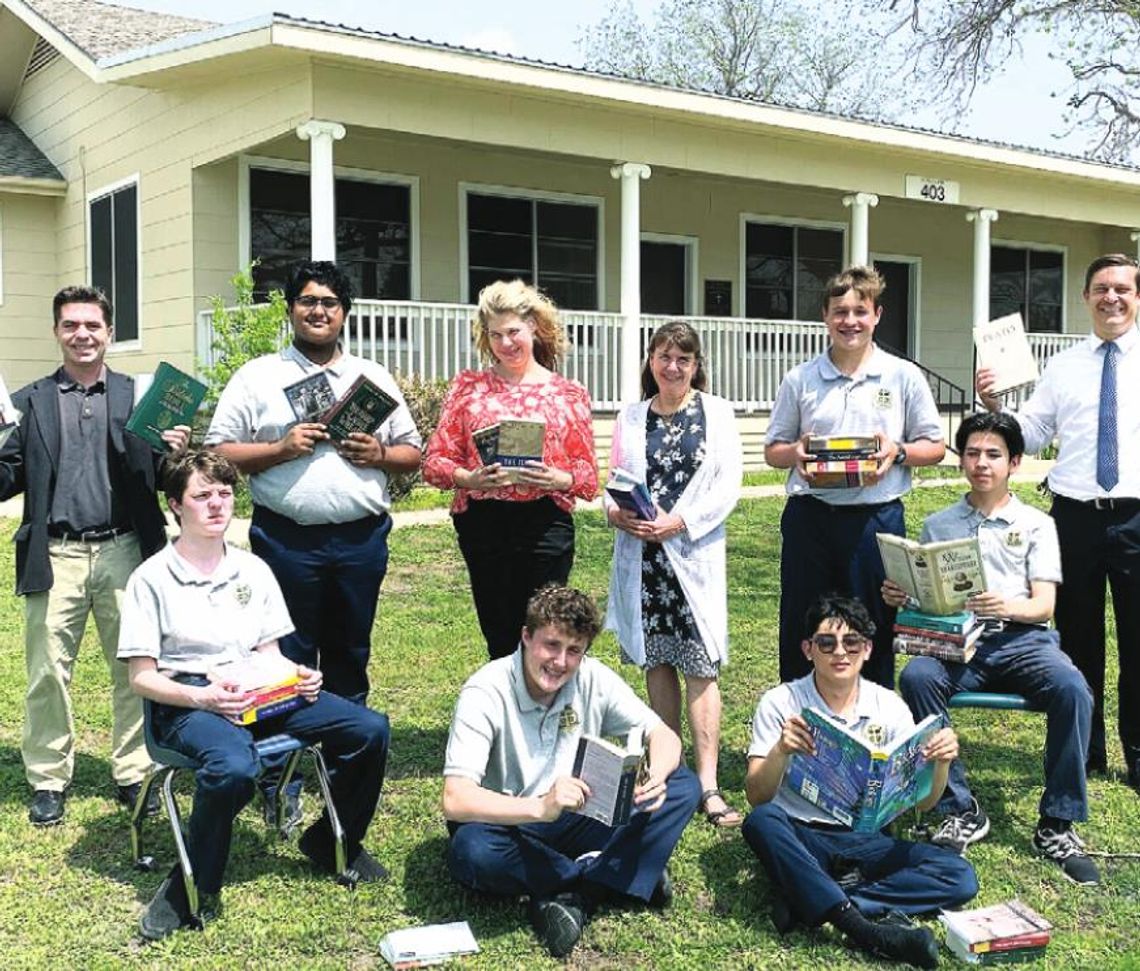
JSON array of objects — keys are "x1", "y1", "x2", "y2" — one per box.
[{"x1": 602, "y1": 391, "x2": 743, "y2": 667}]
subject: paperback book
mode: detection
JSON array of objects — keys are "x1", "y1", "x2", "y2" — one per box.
[
  {"x1": 321, "y1": 374, "x2": 398, "y2": 442},
  {"x1": 605, "y1": 466, "x2": 656, "y2": 520},
  {"x1": 571, "y1": 728, "x2": 646, "y2": 827},
  {"x1": 892, "y1": 632, "x2": 980, "y2": 664},
  {"x1": 471, "y1": 423, "x2": 500, "y2": 466},
  {"x1": 974, "y1": 312, "x2": 1039, "y2": 396},
  {"x1": 493, "y1": 418, "x2": 546, "y2": 483},
  {"x1": 125, "y1": 362, "x2": 207, "y2": 452},
  {"x1": 940, "y1": 899, "x2": 1051, "y2": 964},
  {"x1": 784, "y1": 708, "x2": 946, "y2": 832},
  {"x1": 877, "y1": 534, "x2": 988, "y2": 615},
  {"x1": 207, "y1": 652, "x2": 303, "y2": 725},
  {"x1": 284, "y1": 371, "x2": 337, "y2": 423},
  {"x1": 379, "y1": 920, "x2": 479, "y2": 969}
]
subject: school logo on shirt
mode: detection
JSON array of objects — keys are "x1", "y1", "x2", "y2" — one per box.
[
  {"x1": 234, "y1": 583, "x2": 252, "y2": 607},
  {"x1": 874, "y1": 388, "x2": 893, "y2": 411},
  {"x1": 1005, "y1": 531, "x2": 1024, "y2": 548},
  {"x1": 863, "y1": 722, "x2": 887, "y2": 746},
  {"x1": 558, "y1": 706, "x2": 580, "y2": 733}
]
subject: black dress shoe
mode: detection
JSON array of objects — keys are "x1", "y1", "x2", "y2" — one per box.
[
  {"x1": 117, "y1": 782, "x2": 160, "y2": 817},
  {"x1": 139, "y1": 867, "x2": 197, "y2": 942},
  {"x1": 29, "y1": 789, "x2": 65, "y2": 826}
]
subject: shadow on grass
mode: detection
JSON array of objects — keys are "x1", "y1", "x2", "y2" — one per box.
[
  {"x1": 0, "y1": 746, "x2": 123, "y2": 808},
  {"x1": 386, "y1": 725, "x2": 450, "y2": 781}
]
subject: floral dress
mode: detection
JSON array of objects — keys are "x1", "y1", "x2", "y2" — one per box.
[{"x1": 621, "y1": 394, "x2": 717, "y2": 678}]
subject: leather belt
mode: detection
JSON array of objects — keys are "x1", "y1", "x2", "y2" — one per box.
[{"x1": 47, "y1": 525, "x2": 132, "y2": 543}]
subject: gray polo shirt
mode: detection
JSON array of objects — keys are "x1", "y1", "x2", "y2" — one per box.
[
  {"x1": 204, "y1": 344, "x2": 422, "y2": 524},
  {"x1": 117, "y1": 543, "x2": 294, "y2": 675},
  {"x1": 444, "y1": 649, "x2": 663, "y2": 798},
  {"x1": 920, "y1": 493, "x2": 1062, "y2": 608},
  {"x1": 51, "y1": 369, "x2": 116, "y2": 531},
  {"x1": 765, "y1": 346, "x2": 943, "y2": 505},
  {"x1": 748, "y1": 673, "x2": 916, "y2": 825}
]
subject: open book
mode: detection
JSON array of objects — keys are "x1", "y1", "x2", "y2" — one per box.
[
  {"x1": 572, "y1": 728, "x2": 646, "y2": 827},
  {"x1": 876, "y1": 533, "x2": 987, "y2": 615},
  {"x1": 974, "y1": 312, "x2": 1039, "y2": 396},
  {"x1": 784, "y1": 708, "x2": 946, "y2": 832}
]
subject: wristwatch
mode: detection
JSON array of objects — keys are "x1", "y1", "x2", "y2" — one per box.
[{"x1": 894, "y1": 443, "x2": 908, "y2": 467}]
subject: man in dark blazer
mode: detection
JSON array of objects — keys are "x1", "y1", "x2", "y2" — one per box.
[{"x1": 0, "y1": 285, "x2": 188, "y2": 825}]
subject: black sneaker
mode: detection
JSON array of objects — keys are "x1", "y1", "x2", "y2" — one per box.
[
  {"x1": 117, "y1": 782, "x2": 160, "y2": 818},
  {"x1": 930, "y1": 797, "x2": 990, "y2": 854},
  {"x1": 528, "y1": 892, "x2": 588, "y2": 959},
  {"x1": 139, "y1": 870, "x2": 196, "y2": 942},
  {"x1": 298, "y1": 825, "x2": 389, "y2": 884},
  {"x1": 1032, "y1": 824, "x2": 1101, "y2": 885}
]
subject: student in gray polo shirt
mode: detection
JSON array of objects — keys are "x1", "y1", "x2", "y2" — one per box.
[
  {"x1": 443, "y1": 585, "x2": 700, "y2": 959},
  {"x1": 766, "y1": 265, "x2": 945, "y2": 688}
]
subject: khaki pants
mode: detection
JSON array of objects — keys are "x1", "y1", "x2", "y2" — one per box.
[{"x1": 23, "y1": 534, "x2": 151, "y2": 790}]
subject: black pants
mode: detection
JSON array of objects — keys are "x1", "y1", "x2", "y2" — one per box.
[
  {"x1": 453, "y1": 498, "x2": 575, "y2": 659},
  {"x1": 1051, "y1": 494, "x2": 1140, "y2": 768}
]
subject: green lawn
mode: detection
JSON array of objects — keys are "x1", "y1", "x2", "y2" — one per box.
[{"x1": 0, "y1": 487, "x2": 1137, "y2": 969}]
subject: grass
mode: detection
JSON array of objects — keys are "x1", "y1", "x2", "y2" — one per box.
[{"x1": 0, "y1": 486, "x2": 1138, "y2": 969}]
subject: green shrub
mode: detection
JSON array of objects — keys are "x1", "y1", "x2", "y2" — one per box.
[{"x1": 389, "y1": 373, "x2": 450, "y2": 502}]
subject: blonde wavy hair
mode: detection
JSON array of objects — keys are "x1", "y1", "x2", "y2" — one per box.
[{"x1": 473, "y1": 279, "x2": 568, "y2": 371}]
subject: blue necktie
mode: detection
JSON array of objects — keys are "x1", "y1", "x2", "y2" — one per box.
[{"x1": 1097, "y1": 341, "x2": 1119, "y2": 492}]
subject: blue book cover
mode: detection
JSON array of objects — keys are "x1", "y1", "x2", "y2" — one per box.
[{"x1": 784, "y1": 707, "x2": 946, "y2": 832}]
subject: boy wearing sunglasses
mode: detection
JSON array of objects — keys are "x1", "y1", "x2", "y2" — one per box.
[{"x1": 742, "y1": 594, "x2": 975, "y2": 969}]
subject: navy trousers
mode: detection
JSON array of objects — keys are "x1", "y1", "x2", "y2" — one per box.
[
  {"x1": 250, "y1": 505, "x2": 392, "y2": 705},
  {"x1": 778, "y1": 496, "x2": 904, "y2": 688},
  {"x1": 152, "y1": 688, "x2": 389, "y2": 895},
  {"x1": 899, "y1": 626, "x2": 1092, "y2": 821},
  {"x1": 743, "y1": 802, "x2": 978, "y2": 926},
  {"x1": 447, "y1": 766, "x2": 700, "y2": 901}
]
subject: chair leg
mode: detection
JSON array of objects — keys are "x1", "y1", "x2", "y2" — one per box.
[
  {"x1": 272, "y1": 749, "x2": 306, "y2": 837},
  {"x1": 132, "y1": 769, "x2": 166, "y2": 871},
  {"x1": 162, "y1": 770, "x2": 200, "y2": 923},
  {"x1": 306, "y1": 746, "x2": 349, "y2": 879}
]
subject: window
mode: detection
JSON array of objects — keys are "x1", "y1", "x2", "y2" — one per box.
[
  {"x1": 744, "y1": 221, "x2": 843, "y2": 319},
  {"x1": 89, "y1": 181, "x2": 138, "y2": 343},
  {"x1": 466, "y1": 191, "x2": 599, "y2": 310},
  {"x1": 249, "y1": 168, "x2": 411, "y2": 302},
  {"x1": 990, "y1": 245, "x2": 1063, "y2": 333}
]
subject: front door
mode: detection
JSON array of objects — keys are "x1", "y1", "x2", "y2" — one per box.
[
  {"x1": 641, "y1": 241, "x2": 688, "y2": 315},
  {"x1": 873, "y1": 259, "x2": 914, "y2": 358}
]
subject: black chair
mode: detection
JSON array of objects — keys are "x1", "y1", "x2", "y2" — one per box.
[{"x1": 130, "y1": 700, "x2": 352, "y2": 923}]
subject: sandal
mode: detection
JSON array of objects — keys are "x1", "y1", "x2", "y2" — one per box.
[{"x1": 700, "y1": 788, "x2": 744, "y2": 828}]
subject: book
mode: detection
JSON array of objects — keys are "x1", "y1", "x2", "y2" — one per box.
[
  {"x1": 0, "y1": 371, "x2": 21, "y2": 450},
  {"x1": 974, "y1": 312, "x2": 1039, "y2": 396},
  {"x1": 207, "y1": 652, "x2": 303, "y2": 725},
  {"x1": 805, "y1": 460, "x2": 880, "y2": 489},
  {"x1": 471, "y1": 423, "x2": 500, "y2": 466},
  {"x1": 877, "y1": 534, "x2": 988, "y2": 615},
  {"x1": 893, "y1": 634, "x2": 979, "y2": 664},
  {"x1": 940, "y1": 900, "x2": 1051, "y2": 960},
  {"x1": 944, "y1": 940, "x2": 1047, "y2": 966},
  {"x1": 495, "y1": 418, "x2": 546, "y2": 483},
  {"x1": 125, "y1": 362, "x2": 207, "y2": 452},
  {"x1": 605, "y1": 467, "x2": 656, "y2": 520},
  {"x1": 320, "y1": 374, "x2": 398, "y2": 442},
  {"x1": 284, "y1": 371, "x2": 337, "y2": 423},
  {"x1": 893, "y1": 620, "x2": 983, "y2": 646},
  {"x1": 895, "y1": 607, "x2": 978, "y2": 636},
  {"x1": 807, "y1": 434, "x2": 878, "y2": 454},
  {"x1": 571, "y1": 729, "x2": 646, "y2": 827},
  {"x1": 379, "y1": 920, "x2": 479, "y2": 969},
  {"x1": 784, "y1": 708, "x2": 947, "y2": 832}
]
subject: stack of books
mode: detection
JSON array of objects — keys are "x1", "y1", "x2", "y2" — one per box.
[
  {"x1": 893, "y1": 606, "x2": 983, "y2": 664},
  {"x1": 939, "y1": 899, "x2": 1051, "y2": 965},
  {"x1": 803, "y1": 434, "x2": 878, "y2": 488},
  {"x1": 208, "y1": 653, "x2": 305, "y2": 725}
]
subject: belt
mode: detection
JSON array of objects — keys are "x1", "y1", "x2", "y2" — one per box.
[
  {"x1": 47, "y1": 525, "x2": 132, "y2": 543},
  {"x1": 1056, "y1": 494, "x2": 1140, "y2": 512}
]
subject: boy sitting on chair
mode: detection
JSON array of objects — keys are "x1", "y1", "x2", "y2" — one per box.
[
  {"x1": 884, "y1": 411, "x2": 1098, "y2": 885},
  {"x1": 117, "y1": 450, "x2": 391, "y2": 940}
]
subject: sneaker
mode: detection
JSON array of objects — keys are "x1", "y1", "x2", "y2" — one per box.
[
  {"x1": 527, "y1": 892, "x2": 588, "y2": 958},
  {"x1": 262, "y1": 783, "x2": 303, "y2": 834},
  {"x1": 117, "y1": 782, "x2": 160, "y2": 818},
  {"x1": 930, "y1": 798, "x2": 990, "y2": 854},
  {"x1": 298, "y1": 824, "x2": 390, "y2": 884},
  {"x1": 139, "y1": 869, "x2": 196, "y2": 942},
  {"x1": 1032, "y1": 825, "x2": 1101, "y2": 885}
]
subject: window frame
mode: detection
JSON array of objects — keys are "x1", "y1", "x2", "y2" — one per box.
[
  {"x1": 86, "y1": 173, "x2": 142, "y2": 352},
  {"x1": 640, "y1": 231, "x2": 699, "y2": 316},
  {"x1": 989, "y1": 238, "x2": 1067, "y2": 335},
  {"x1": 738, "y1": 213, "x2": 848, "y2": 320}
]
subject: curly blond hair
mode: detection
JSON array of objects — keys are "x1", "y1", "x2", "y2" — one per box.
[{"x1": 473, "y1": 279, "x2": 568, "y2": 371}]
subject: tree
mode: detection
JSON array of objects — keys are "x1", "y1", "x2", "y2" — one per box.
[
  {"x1": 878, "y1": 1, "x2": 1140, "y2": 162},
  {"x1": 577, "y1": 0, "x2": 918, "y2": 121}
]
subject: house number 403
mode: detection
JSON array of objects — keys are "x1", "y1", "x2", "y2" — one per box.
[{"x1": 905, "y1": 175, "x2": 960, "y2": 205}]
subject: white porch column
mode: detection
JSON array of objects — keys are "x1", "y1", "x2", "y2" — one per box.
[
  {"x1": 842, "y1": 192, "x2": 879, "y2": 266},
  {"x1": 1130, "y1": 230, "x2": 1140, "y2": 263},
  {"x1": 296, "y1": 119, "x2": 346, "y2": 260},
  {"x1": 610, "y1": 162, "x2": 652, "y2": 404},
  {"x1": 966, "y1": 208, "x2": 999, "y2": 325}
]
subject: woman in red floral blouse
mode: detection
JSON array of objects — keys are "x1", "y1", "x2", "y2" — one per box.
[{"x1": 424, "y1": 280, "x2": 598, "y2": 658}]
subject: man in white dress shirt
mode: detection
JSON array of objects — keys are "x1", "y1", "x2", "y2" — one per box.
[{"x1": 977, "y1": 252, "x2": 1140, "y2": 786}]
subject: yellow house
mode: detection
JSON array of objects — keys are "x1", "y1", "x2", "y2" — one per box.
[{"x1": 2, "y1": 0, "x2": 1139, "y2": 420}]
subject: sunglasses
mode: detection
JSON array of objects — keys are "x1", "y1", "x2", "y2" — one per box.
[{"x1": 810, "y1": 633, "x2": 868, "y2": 653}]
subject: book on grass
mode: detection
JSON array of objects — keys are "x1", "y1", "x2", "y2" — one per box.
[
  {"x1": 571, "y1": 728, "x2": 646, "y2": 827},
  {"x1": 471, "y1": 423, "x2": 500, "y2": 466},
  {"x1": 0, "y1": 371, "x2": 21, "y2": 450},
  {"x1": 605, "y1": 466, "x2": 656, "y2": 520},
  {"x1": 207, "y1": 652, "x2": 303, "y2": 725},
  {"x1": 379, "y1": 920, "x2": 479, "y2": 969},
  {"x1": 974, "y1": 312, "x2": 1039, "y2": 396},
  {"x1": 784, "y1": 708, "x2": 947, "y2": 832},
  {"x1": 284, "y1": 371, "x2": 337, "y2": 423},
  {"x1": 877, "y1": 534, "x2": 988, "y2": 615},
  {"x1": 944, "y1": 942, "x2": 1048, "y2": 966},
  {"x1": 494, "y1": 418, "x2": 546, "y2": 483},
  {"x1": 320, "y1": 374, "x2": 399, "y2": 442},
  {"x1": 940, "y1": 899, "x2": 1051, "y2": 961},
  {"x1": 125, "y1": 362, "x2": 207, "y2": 452}
]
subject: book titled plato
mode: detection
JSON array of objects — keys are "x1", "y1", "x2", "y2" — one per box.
[
  {"x1": 125, "y1": 362, "x2": 207, "y2": 452},
  {"x1": 877, "y1": 533, "x2": 988, "y2": 615},
  {"x1": 974, "y1": 312, "x2": 1039, "y2": 396}
]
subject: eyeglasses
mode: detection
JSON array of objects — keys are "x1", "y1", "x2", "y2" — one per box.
[
  {"x1": 810, "y1": 633, "x2": 868, "y2": 653},
  {"x1": 294, "y1": 295, "x2": 342, "y2": 310}
]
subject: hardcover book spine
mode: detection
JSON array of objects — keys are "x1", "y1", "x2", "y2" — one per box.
[
  {"x1": 611, "y1": 767, "x2": 637, "y2": 827},
  {"x1": 972, "y1": 931, "x2": 1051, "y2": 954},
  {"x1": 237, "y1": 693, "x2": 305, "y2": 725},
  {"x1": 895, "y1": 613, "x2": 974, "y2": 635},
  {"x1": 892, "y1": 624, "x2": 972, "y2": 645},
  {"x1": 893, "y1": 637, "x2": 973, "y2": 663}
]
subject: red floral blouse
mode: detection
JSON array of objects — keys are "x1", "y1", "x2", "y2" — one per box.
[{"x1": 424, "y1": 369, "x2": 598, "y2": 514}]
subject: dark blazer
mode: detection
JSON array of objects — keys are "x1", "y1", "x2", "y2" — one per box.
[{"x1": 0, "y1": 367, "x2": 169, "y2": 595}]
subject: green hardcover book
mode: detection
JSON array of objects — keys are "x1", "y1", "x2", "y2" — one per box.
[
  {"x1": 320, "y1": 374, "x2": 398, "y2": 442},
  {"x1": 125, "y1": 362, "x2": 206, "y2": 452}
]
